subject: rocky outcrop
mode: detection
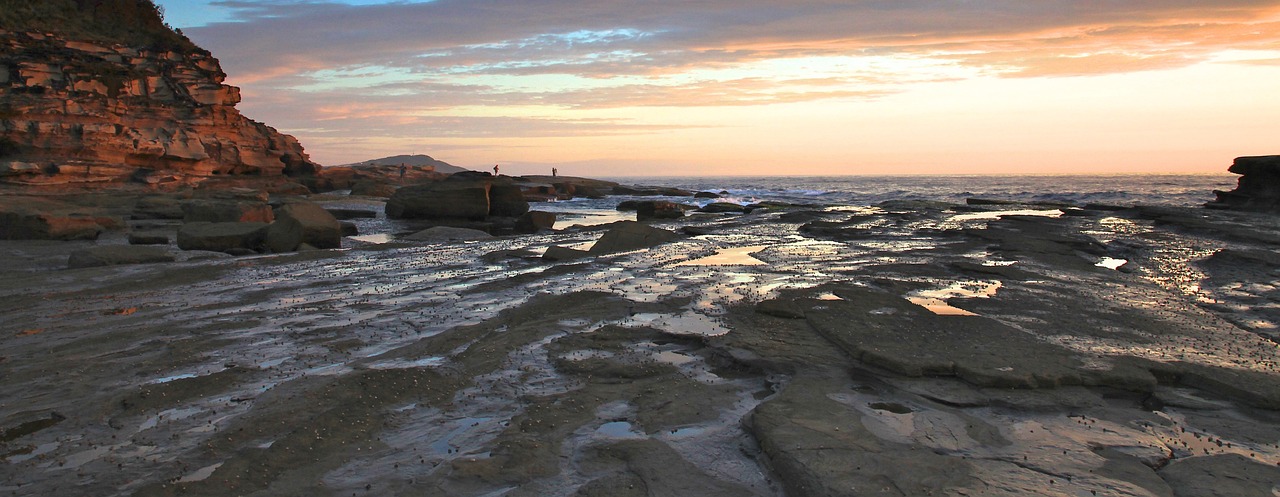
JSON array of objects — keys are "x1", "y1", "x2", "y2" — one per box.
[
  {"x1": 0, "y1": 196, "x2": 121, "y2": 240},
  {"x1": 0, "y1": 29, "x2": 319, "y2": 189},
  {"x1": 385, "y1": 173, "x2": 528, "y2": 221},
  {"x1": 1207, "y1": 156, "x2": 1280, "y2": 211}
]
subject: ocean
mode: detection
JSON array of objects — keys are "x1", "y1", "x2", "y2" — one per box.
[
  {"x1": 540, "y1": 173, "x2": 1238, "y2": 225},
  {"x1": 605, "y1": 174, "x2": 1238, "y2": 208}
]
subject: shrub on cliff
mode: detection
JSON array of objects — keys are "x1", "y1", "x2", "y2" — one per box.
[{"x1": 0, "y1": 0, "x2": 198, "y2": 52}]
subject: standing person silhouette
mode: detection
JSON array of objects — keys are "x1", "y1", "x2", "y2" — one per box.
[
  {"x1": 493, "y1": 164, "x2": 499, "y2": 175},
  {"x1": 399, "y1": 163, "x2": 407, "y2": 180},
  {"x1": 552, "y1": 167, "x2": 558, "y2": 177}
]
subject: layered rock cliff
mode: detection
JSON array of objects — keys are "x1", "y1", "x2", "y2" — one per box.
[{"x1": 0, "y1": 21, "x2": 319, "y2": 188}]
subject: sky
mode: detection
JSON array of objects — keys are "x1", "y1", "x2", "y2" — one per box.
[{"x1": 155, "y1": 0, "x2": 1280, "y2": 176}]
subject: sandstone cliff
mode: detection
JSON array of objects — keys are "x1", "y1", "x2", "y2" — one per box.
[{"x1": 0, "y1": 19, "x2": 319, "y2": 189}]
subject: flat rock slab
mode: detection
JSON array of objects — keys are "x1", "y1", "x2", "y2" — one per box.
[{"x1": 1159, "y1": 454, "x2": 1280, "y2": 497}]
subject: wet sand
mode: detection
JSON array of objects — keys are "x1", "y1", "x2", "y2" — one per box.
[{"x1": 2, "y1": 199, "x2": 1279, "y2": 496}]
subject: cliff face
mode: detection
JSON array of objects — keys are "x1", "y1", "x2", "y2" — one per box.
[{"x1": 0, "y1": 29, "x2": 319, "y2": 188}]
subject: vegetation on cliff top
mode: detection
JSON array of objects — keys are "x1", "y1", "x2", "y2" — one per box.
[{"x1": 0, "y1": 0, "x2": 197, "y2": 52}]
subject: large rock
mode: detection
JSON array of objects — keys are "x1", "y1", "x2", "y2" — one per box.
[
  {"x1": 386, "y1": 175, "x2": 529, "y2": 221},
  {"x1": 265, "y1": 202, "x2": 341, "y2": 252},
  {"x1": 177, "y1": 222, "x2": 268, "y2": 253},
  {"x1": 1207, "y1": 155, "x2": 1280, "y2": 211},
  {"x1": 698, "y1": 202, "x2": 749, "y2": 214},
  {"x1": 589, "y1": 221, "x2": 681, "y2": 255},
  {"x1": 68, "y1": 245, "x2": 174, "y2": 268},
  {"x1": 635, "y1": 200, "x2": 688, "y2": 221},
  {"x1": 515, "y1": 211, "x2": 557, "y2": 234}
]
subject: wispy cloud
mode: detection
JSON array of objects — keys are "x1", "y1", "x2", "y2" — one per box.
[{"x1": 169, "y1": 0, "x2": 1280, "y2": 166}]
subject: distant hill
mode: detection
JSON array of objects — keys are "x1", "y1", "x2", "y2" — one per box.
[{"x1": 341, "y1": 155, "x2": 469, "y2": 174}]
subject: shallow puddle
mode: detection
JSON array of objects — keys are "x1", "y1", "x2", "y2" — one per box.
[
  {"x1": 950, "y1": 209, "x2": 1063, "y2": 222},
  {"x1": 906, "y1": 280, "x2": 1002, "y2": 316},
  {"x1": 623, "y1": 312, "x2": 731, "y2": 337},
  {"x1": 1096, "y1": 257, "x2": 1128, "y2": 270},
  {"x1": 349, "y1": 234, "x2": 396, "y2": 244},
  {"x1": 676, "y1": 245, "x2": 769, "y2": 266},
  {"x1": 178, "y1": 462, "x2": 224, "y2": 483},
  {"x1": 596, "y1": 421, "x2": 643, "y2": 438}
]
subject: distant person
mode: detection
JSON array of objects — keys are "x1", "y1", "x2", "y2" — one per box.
[
  {"x1": 493, "y1": 164, "x2": 500, "y2": 175},
  {"x1": 399, "y1": 163, "x2": 407, "y2": 180},
  {"x1": 552, "y1": 167, "x2": 558, "y2": 177}
]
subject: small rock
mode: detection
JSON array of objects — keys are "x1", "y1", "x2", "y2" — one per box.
[{"x1": 403, "y1": 226, "x2": 494, "y2": 242}]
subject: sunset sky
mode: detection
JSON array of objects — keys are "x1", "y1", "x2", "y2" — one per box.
[{"x1": 156, "y1": 0, "x2": 1280, "y2": 176}]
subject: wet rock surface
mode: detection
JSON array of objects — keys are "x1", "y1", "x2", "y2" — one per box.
[{"x1": 0, "y1": 197, "x2": 1278, "y2": 497}]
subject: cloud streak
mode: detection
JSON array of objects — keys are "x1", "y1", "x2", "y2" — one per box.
[{"x1": 165, "y1": 0, "x2": 1280, "y2": 167}]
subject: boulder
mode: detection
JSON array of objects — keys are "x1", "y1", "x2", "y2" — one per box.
[
  {"x1": 589, "y1": 221, "x2": 681, "y2": 255},
  {"x1": 386, "y1": 176, "x2": 528, "y2": 220},
  {"x1": 694, "y1": 191, "x2": 721, "y2": 199},
  {"x1": 635, "y1": 201, "x2": 688, "y2": 221},
  {"x1": 698, "y1": 202, "x2": 748, "y2": 214},
  {"x1": 1207, "y1": 155, "x2": 1280, "y2": 211},
  {"x1": 339, "y1": 221, "x2": 358, "y2": 236},
  {"x1": 177, "y1": 222, "x2": 268, "y2": 253},
  {"x1": 181, "y1": 199, "x2": 274, "y2": 223},
  {"x1": 265, "y1": 202, "x2": 341, "y2": 252},
  {"x1": 68, "y1": 245, "x2": 175, "y2": 268},
  {"x1": 516, "y1": 211, "x2": 557, "y2": 234},
  {"x1": 403, "y1": 226, "x2": 494, "y2": 243}
]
